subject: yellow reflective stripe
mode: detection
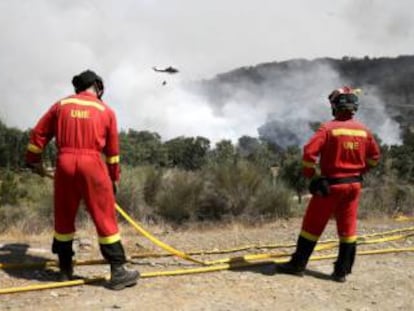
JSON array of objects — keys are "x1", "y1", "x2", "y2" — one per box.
[
  {"x1": 340, "y1": 235, "x2": 357, "y2": 243},
  {"x1": 60, "y1": 98, "x2": 105, "y2": 111},
  {"x1": 106, "y1": 155, "x2": 120, "y2": 164},
  {"x1": 27, "y1": 143, "x2": 43, "y2": 154},
  {"x1": 302, "y1": 160, "x2": 316, "y2": 168},
  {"x1": 98, "y1": 233, "x2": 121, "y2": 245},
  {"x1": 54, "y1": 232, "x2": 75, "y2": 242},
  {"x1": 331, "y1": 128, "x2": 367, "y2": 137},
  {"x1": 367, "y1": 159, "x2": 378, "y2": 167},
  {"x1": 300, "y1": 230, "x2": 319, "y2": 242}
]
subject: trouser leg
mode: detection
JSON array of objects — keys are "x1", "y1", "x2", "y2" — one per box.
[{"x1": 333, "y1": 184, "x2": 360, "y2": 282}]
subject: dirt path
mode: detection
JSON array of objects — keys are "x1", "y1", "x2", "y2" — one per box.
[{"x1": 1, "y1": 219, "x2": 413, "y2": 311}]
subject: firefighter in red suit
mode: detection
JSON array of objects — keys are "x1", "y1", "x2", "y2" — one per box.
[
  {"x1": 25, "y1": 70, "x2": 139, "y2": 290},
  {"x1": 277, "y1": 86, "x2": 381, "y2": 282}
]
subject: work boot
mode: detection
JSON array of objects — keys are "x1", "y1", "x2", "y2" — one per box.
[
  {"x1": 277, "y1": 235, "x2": 317, "y2": 277},
  {"x1": 331, "y1": 271, "x2": 346, "y2": 283},
  {"x1": 52, "y1": 239, "x2": 75, "y2": 282},
  {"x1": 107, "y1": 264, "x2": 140, "y2": 290},
  {"x1": 277, "y1": 261, "x2": 306, "y2": 276},
  {"x1": 331, "y1": 242, "x2": 356, "y2": 283},
  {"x1": 58, "y1": 255, "x2": 74, "y2": 282}
]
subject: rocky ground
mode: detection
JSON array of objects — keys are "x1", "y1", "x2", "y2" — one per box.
[{"x1": 0, "y1": 218, "x2": 413, "y2": 311}]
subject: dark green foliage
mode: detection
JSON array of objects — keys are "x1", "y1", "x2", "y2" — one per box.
[
  {"x1": 0, "y1": 170, "x2": 27, "y2": 206},
  {"x1": 389, "y1": 140, "x2": 414, "y2": 183},
  {"x1": 119, "y1": 130, "x2": 168, "y2": 167},
  {"x1": 209, "y1": 139, "x2": 237, "y2": 165},
  {"x1": 0, "y1": 121, "x2": 56, "y2": 169},
  {"x1": 277, "y1": 146, "x2": 308, "y2": 203},
  {"x1": 202, "y1": 161, "x2": 263, "y2": 217},
  {"x1": 247, "y1": 179, "x2": 293, "y2": 219},
  {"x1": 238, "y1": 136, "x2": 279, "y2": 170},
  {"x1": 155, "y1": 170, "x2": 204, "y2": 223},
  {"x1": 164, "y1": 136, "x2": 210, "y2": 170},
  {"x1": 0, "y1": 170, "x2": 53, "y2": 233},
  {"x1": 142, "y1": 166, "x2": 163, "y2": 207}
]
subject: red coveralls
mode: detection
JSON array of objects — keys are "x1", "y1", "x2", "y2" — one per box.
[
  {"x1": 301, "y1": 117, "x2": 381, "y2": 242},
  {"x1": 26, "y1": 91, "x2": 121, "y2": 245}
]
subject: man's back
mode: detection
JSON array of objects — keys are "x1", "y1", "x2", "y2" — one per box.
[
  {"x1": 303, "y1": 117, "x2": 380, "y2": 178},
  {"x1": 32, "y1": 91, "x2": 114, "y2": 153}
]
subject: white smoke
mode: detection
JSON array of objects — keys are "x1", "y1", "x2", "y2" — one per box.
[
  {"x1": 182, "y1": 60, "x2": 402, "y2": 146},
  {"x1": 106, "y1": 63, "x2": 266, "y2": 142},
  {"x1": 0, "y1": 0, "x2": 409, "y2": 146}
]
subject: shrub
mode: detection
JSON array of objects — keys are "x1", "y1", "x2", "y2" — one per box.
[
  {"x1": 359, "y1": 183, "x2": 414, "y2": 218},
  {"x1": 200, "y1": 161, "x2": 263, "y2": 217},
  {"x1": 0, "y1": 171, "x2": 53, "y2": 233},
  {"x1": 247, "y1": 178, "x2": 294, "y2": 219},
  {"x1": 155, "y1": 169, "x2": 204, "y2": 223},
  {"x1": 116, "y1": 165, "x2": 155, "y2": 221},
  {"x1": 0, "y1": 170, "x2": 27, "y2": 206}
]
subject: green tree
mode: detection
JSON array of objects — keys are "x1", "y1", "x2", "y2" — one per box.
[
  {"x1": 120, "y1": 129, "x2": 168, "y2": 166},
  {"x1": 210, "y1": 139, "x2": 237, "y2": 165},
  {"x1": 237, "y1": 136, "x2": 278, "y2": 171},
  {"x1": 278, "y1": 146, "x2": 307, "y2": 203},
  {"x1": 165, "y1": 136, "x2": 210, "y2": 170}
]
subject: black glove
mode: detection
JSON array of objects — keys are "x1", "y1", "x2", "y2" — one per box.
[{"x1": 309, "y1": 177, "x2": 330, "y2": 197}]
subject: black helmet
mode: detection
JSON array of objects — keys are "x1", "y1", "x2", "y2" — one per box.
[
  {"x1": 328, "y1": 86, "x2": 360, "y2": 113},
  {"x1": 72, "y1": 70, "x2": 104, "y2": 98}
]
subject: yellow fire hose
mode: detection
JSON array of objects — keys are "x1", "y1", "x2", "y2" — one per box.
[
  {"x1": 115, "y1": 203, "x2": 206, "y2": 265},
  {"x1": 1, "y1": 246, "x2": 413, "y2": 295}
]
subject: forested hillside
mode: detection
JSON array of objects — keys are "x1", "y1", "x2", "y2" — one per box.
[{"x1": 191, "y1": 55, "x2": 414, "y2": 128}]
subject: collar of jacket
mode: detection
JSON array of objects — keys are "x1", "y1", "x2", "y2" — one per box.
[{"x1": 77, "y1": 90, "x2": 98, "y2": 99}]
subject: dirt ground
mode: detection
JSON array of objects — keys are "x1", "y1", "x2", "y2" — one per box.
[{"x1": 1, "y1": 218, "x2": 413, "y2": 311}]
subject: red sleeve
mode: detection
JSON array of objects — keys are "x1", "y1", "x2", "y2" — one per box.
[
  {"x1": 302, "y1": 124, "x2": 327, "y2": 178},
  {"x1": 103, "y1": 108, "x2": 121, "y2": 182},
  {"x1": 25, "y1": 103, "x2": 58, "y2": 164}
]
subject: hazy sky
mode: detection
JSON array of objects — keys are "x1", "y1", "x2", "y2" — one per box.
[{"x1": 0, "y1": 0, "x2": 413, "y2": 143}]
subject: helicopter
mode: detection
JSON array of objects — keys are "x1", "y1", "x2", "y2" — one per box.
[{"x1": 152, "y1": 66, "x2": 179, "y2": 74}]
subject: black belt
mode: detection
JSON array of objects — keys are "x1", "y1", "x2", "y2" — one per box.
[{"x1": 327, "y1": 175, "x2": 363, "y2": 185}]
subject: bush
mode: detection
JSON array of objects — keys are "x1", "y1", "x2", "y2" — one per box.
[
  {"x1": 116, "y1": 167, "x2": 146, "y2": 218},
  {"x1": 202, "y1": 161, "x2": 263, "y2": 217},
  {"x1": 247, "y1": 178, "x2": 294, "y2": 219},
  {"x1": 0, "y1": 171, "x2": 53, "y2": 233},
  {"x1": 359, "y1": 183, "x2": 414, "y2": 218},
  {"x1": 0, "y1": 170, "x2": 27, "y2": 206},
  {"x1": 155, "y1": 169, "x2": 204, "y2": 223}
]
